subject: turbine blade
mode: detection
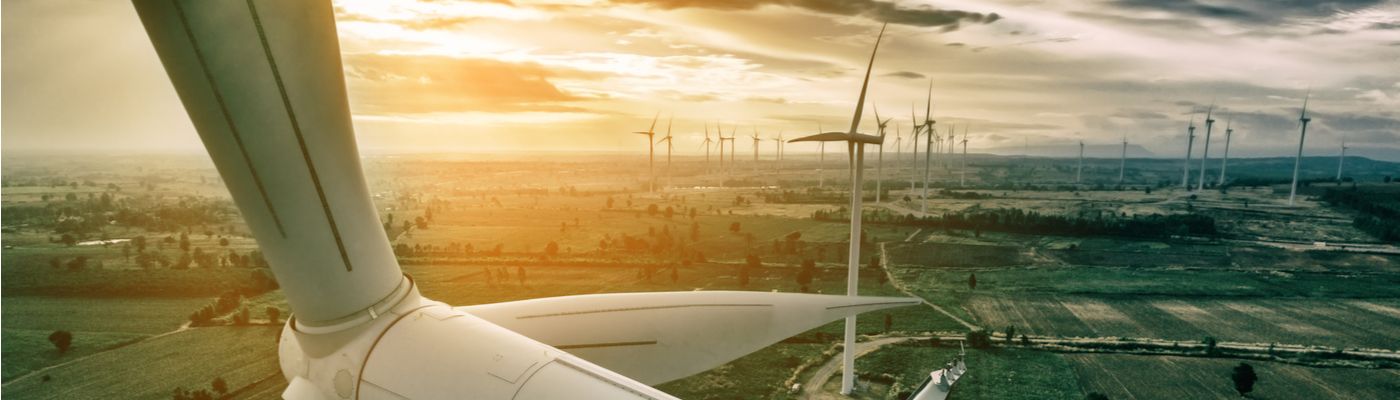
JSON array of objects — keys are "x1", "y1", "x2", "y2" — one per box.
[{"x1": 847, "y1": 23, "x2": 886, "y2": 135}]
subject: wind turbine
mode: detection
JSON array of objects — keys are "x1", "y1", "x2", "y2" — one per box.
[
  {"x1": 960, "y1": 126, "x2": 969, "y2": 187},
  {"x1": 657, "y1": 116, "x2": 674, "y2": 190},
  {"x1": 817, "y1": 123, "x2": 827, "y2": 188},
  {"x1": 920, "y1": 85, "x2": 936, "y2": 214},
  {"x1": 1337, "y1": 137, "x2": 1347, "y2": 182},
  {"x1": 909, "y1": 103, "x2": 923, "y2": 193},
  {"x1": 134, "y1": 2, "x2": 916, "y2": 399},
  {"x1": 893, "y1": 122, "x2": 903, "y2": 181},
  {"x1": 1076, "y1": 140, "x2": 1084, "y2": 184},
  {"x1": 1289, "y1": 92, "x2": 1312, "y2": 206},
  {"x1": 874, "y1": 107, "x2": 892, "y2": 203},
  {"x1": 1119, "y1": 135, "x2": 1128, "y2": 185},
  {"x1": 634, "y1": 112, "x2": 660, "y2": 193},
  {"x1": 1197, "y1": 105, "x2": 1216, "y2": 191},
  {"x1": 728, "y1": 125, "x2": 738, "y2": 172},
  {"x1": 1182, "y1": 115, "x2": 1197, "y2": 190},
  {"x1": 717, "y1": 123, "x2": 727, "y2": 172},
  {"x1": 771, "y1": 132, "x2": 785, "y2": 177},
  {"x1": 702, "y1": 122, "x2": 715, "y2": 169},
  {"x1": 751, "y1": 127, "x2": 762, "y2": 175},
  {"x1": 1217, "y1": 118, "x2": 1233, "y2": 186},
  {"x1": 788, "y1": 22, "x2": 887, "y2": 395}
]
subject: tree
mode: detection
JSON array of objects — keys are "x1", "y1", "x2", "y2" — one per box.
[
  {"x1": 219, "y1": 237, "x2": 229, "y2": 247},
  {"x1": 1005, "y1": 325, "x2": 1016, "y2": 343},
  {"x1": 1203, "y1": 336, "x2": 1219, "y2": 355},
  {"x1": 647, "y1": 204, "x2": 659, "y2": 216},
  {"x1": 266, "y1": 306, "x2": 281, "y2": 325},
  {"x1": 1231, "y1": 362, "x2": 1257, "y2": 397},
  {"x1": 211, "y1": 377, "x2": 228, "y2": 396},
  {"x1": 883, "y1": 314, "x2": 893, "y2": 333},
  {"x1": 60, "y1": 234, "x2": 77, "y2": 247},
  {"x1": 729, "y1": 222, "x2": 741, "y2": 233},
  {"x1": 49, "y1": 330, "x2": 73, "y2": 354},
  {"x1": 66, "y1": 256, "x2": 88, "y2": 271},
  {"x1": 968, "y1": 273, "x2": 977, "y2": 290},
  {"x1": 1085, "y1": 393, "x2": 1110, "y2": 400},
  {"x1": 49, "y1": 257, "x2": 61, "y2": 269},
  {"x1": 544, "y1": 241, "x2": 560, "y2": 257},
  {"x1": 796, "y1": 259, "x2": 816, "y2": 292},
  {"x1": 966, "y1": 330, "x2": 992, "y2": 349}
]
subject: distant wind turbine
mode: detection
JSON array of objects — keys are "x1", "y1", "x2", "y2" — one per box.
[
  {"x1": 1076, "y1": 139, "x2": 1084, "y2": 184},
  {"x1": 1181, "y1": 115, "x2": 1197, "y2": 190},
  {"x1": 633, "y1": 112, "x2": 660, "y2": 192},
  {"x1": 873, "y1": 107, "x2": 892, "y2": 203},
  {"x1": 1217, "y1": 118, "x2": 1233, "y2": 186},
  {"x1": 657, "y1": 116, "x2": 674, "y2": 190},
  {"x1": 788, "y1": 22, "x2": 886, "y2": 395},
  {"x1": 960, "y1": 126, "x2": 969, "y2": 187},
  {"x1": 702, "y1": 122, "x2": 715, "y2": 170},
  {"x1": 1119, "y1": 135, "x2": 1128, "y2": 185},
  {"x1": 751, "y1": 127, "x2": 762, "y2": 175},
  {"x1": 1197, "y1": 105, "x2": 1216, "y2": 191},
  {"x1": 728, "y1": 125, "x2": 738, "y2": 170},
  {"x1": 772, "y1": 131, "x2": 786, "y2": 177},
  {"x1": 1289, "y1": 92, "x2": 1312, "y2": 206},
  {"x1": 920, "y1": 90, "x2": 936, "y2": 214},
  {"x1": 1337, "y1": 136, "x2": 1347, "y2": 182},
  {"x1": 909, "y1": 104, "x2": 922, "y2": 192}
]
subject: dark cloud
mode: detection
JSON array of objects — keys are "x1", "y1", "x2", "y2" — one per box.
[
  {"x1": 1107, "y1": 0, "x2": 1388, "y2": 24},
  {"x1": 609, "y1": 0, "x2": 1000, "y2": 29},
  {"x1": 883, "y1": 71, "x2": 926, "y2": 79}
]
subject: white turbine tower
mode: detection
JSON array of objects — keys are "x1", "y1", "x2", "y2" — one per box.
[
  {"x1": 920, "y1": 87, "x2": 935, "y2": 214},
  {"x1": 133, "y1": 2, "x2": 918, "y2": 399},
  {"x1": 788, "y1": 22, "x2": 887, "y2": 395},
  {"x1": 771, "y1": 131, "x2": 786, "y2": 177},
  {"x1": 657, "y1": 117, "x2": 674, "y2": 190},
  {"x1": 960, "y1": 127, "x2": 969, "y2": 187},
  {"x1": 717, "y1": 124, "x2": 728, "y2": 172},
  {"x1": 634, "y1": 113, "x2": 660, "y2": 193},
  {"x1": 1182, "y1": 116, "x2": 1197, "y2": 190},
  {"x1": 1076, "y1": 140, "x2": 1084, "y2": 184},
  {"x1": 1197, "y1": 105, "x2": 1216, "y2": 191},
  {"x1": 873, "y1": 107, "x2": 892, "y2": 203},
  {"x1": 1119, "y1": 135, "x2": 1128, "y2": 185},
  {"x1": 909, "y1": 104, "x2": 922, "y2": 193},
  {"x1": 1336, "y1": 136, "x2": 1347, "y2": 182},
  {"x1": 702, "y1": 122, "x2": 715, "y2": 172},
  {"x1": 893, "y1": 122, "x2": 903, "y2": 182},
  {"x1": 1218, "y1": 118, "x2": 1233, "y2": 186},
  {"x1": 751, "y1": 127, "x2": 762, "y2": 176},
  {"x1": 1289, "y1": 92, "x2": 1313, "y2": 206}
]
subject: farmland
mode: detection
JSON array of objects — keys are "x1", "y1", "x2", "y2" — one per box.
[{"x1": 4, "y1": 153, "x2": 1400, "y2": 399}]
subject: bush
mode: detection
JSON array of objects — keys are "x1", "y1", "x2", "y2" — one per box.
[
  {"x1": 966, "y1": 330, "x2": 992, "y2": 349},
  {"x1": 48, "y1": 330, "x2": 73, "y2": 354}
]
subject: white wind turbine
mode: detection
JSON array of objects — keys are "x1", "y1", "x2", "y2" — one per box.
[
  {"x1": 1217, "y1": 118, "x2": 1233, "y2": 186},
  {"x1": 771, "y1": 132, "x2": 786, "y2": 177},
  {"x1": 634, "y1": 112, "x2": 660, "y2": 193},
  {"x1": 1119, "y1": 134, "x2": 1128, "y2": 185},
  {"x1": 1076, "y1": 139, "x2": 1084, "y2": 184},
  {"x1": 132, "y1": 2, "x2": 917, "y2": 399},
  {"x1": 960, "y1": 126, "x2": 969, "y2": 187},
  {"x1": 1336, "y1": 138, "x2": 1347, "y2": 182},
  {"x1": 1289, "y1": 92, "x2": 1313, "y2": 206},
  {"x1": 873, "y1": 107, "x2": 892, "y2": 203},
  {"x1": 657, "y1": 116, "x2": 674, "y2": 190},
  {"x1": 1197, "y1": 105, "x2": 1216, "y2": 191},
  {"x1": 909, "y1": 103, "x2": 923, "y2": 193},
  {"x1": 751, "y1": 127, "x2": 762, "y2": 175},
  {"x1": 919, "y1": 86, "x2": 936, "y2": 214},
  {"x1": 1181, "y1": 115, "x2": 1197, "y2": 190},
  {"x1": 788, "y1": 22, "x2": 887, "y2": 395},
  {"x1": 702, "y1": 122, "x2": 715, "y2": 171}
]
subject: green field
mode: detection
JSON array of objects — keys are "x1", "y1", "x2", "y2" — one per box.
[{"x1": 856, "y1": 344, "x2": 1082, "y2": 400}]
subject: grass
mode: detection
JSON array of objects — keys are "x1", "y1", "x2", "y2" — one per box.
[
  {"x1": 1067, "y1": 353, "x2": 1400, "y2": 400},
  {"x1": 0, "y1": 326, "x2": 281, "y2": 399},
  {"x1": 856, "y1": 344, "x2": 1082, "y2": 400},
  {"x1": 657, "y1": 343, "x2": 828, "y2": 400},
  {"x1": 1, "y1": 330, "x2": 146, "y2": 382}
]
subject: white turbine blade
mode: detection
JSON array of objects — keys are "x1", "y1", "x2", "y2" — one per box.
[
  {"x1": 847, "y1": 23, "x2": 887, "y2": 135},
  {"x1": 648, "y1": 112, "x2": 660, "y2": 134},
  {"x1": 790, "y1": 132, "x2": 852, "y2": 143},
  {"x1": 459, "y1": 291, "x2": 919, "y2": 385},
  {"x1": 358, "y1": 304, "x2": 677, "y2": 400},
  {"x1": 133, "y1": 0, "x2": 403, "y2": 326}
]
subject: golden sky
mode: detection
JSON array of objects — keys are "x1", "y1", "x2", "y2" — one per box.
[{"x1": 4, "y1": 0, "x2": 1399, "y2": 158}]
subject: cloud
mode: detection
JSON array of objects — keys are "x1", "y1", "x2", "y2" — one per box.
[
  {"x1": 882, "y1": 71, "x2": 925, "y2": 79},
  {"x1": 1106, "y1": 0, "x2": 1389, "y2": 25},
  {"x1": 344, "y1": 54, "x2": 597, "y2": 114},
  {"x1": 607, "y1": 0, "x2": 1000, "y2": 29}
]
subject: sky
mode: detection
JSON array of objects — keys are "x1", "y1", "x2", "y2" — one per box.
[{"x1": 3, "y1": 0, "x2": 1399, "y2": 159}]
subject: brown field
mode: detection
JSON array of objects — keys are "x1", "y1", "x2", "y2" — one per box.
[
  {"x1": 1067, "y1": 353, "x2": 1400, "y2": 399},
  {"x1": 966, "y1": 294, "x2": 1400, "y2": 349}
]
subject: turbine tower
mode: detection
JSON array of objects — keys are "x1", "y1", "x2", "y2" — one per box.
[
  {"x1": 701, "y1": 122, "x2": 715, "y2": 173},
  {"x1": 910, "y1": 103, "x2": 922, "y2": 193},
  {"x1": 1119, "y1": 135, "x2": 1128, "y2": 185},
  {"x1": 634, "y1": 112, "x2": 660, "y2": 193},
  {"x1": 1182, "y1": 116, "x2": 1197, "y2": 190},
  {"x1": 920, "y1": 93, "x2": 936, "y2": 214},
  {"x1": 788, "y1": 23, "x2": 886, "y2": 395},
  {"x1": 1289, "y1": 93, "x2": 1312, "y2": 206},
  {"x1": 1076, "y1": 140, "x2": 1084, "y2": 184},
  {"x1": 874, "y1": 107, "x2": 892, "y2": 203},
  {"x1": 960, "y1": 127, "x2": 969, "y2": 187},
  {"x1": 1218, "y1": 119, "x2": 1233, "y2": 186},
  {"x1": 771, "y1": 132, "x2": 786, "y2": 177},
  {"x1": 657, "y1": 116, "x2": 674, "y2": 190},
  {"x1": 1336, "y1": 135, "x2": 1347, "y2": 182},
  {"x1": 1197, "y1": 105, "x2": 1216, "y2": 191},
  {"x1": 751, "y1": 127, "x2": 762, "y2": 176},
  {"x1": 133, "y1": 3, "x2": 920, "y2": 399},
  {"x1": 717, "y1": 124, "x2": 728, "y2": 171}
]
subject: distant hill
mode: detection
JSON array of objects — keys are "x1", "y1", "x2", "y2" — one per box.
[{"x1": 976, "y1": 144, "x2": 1156, "y2": 159}]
